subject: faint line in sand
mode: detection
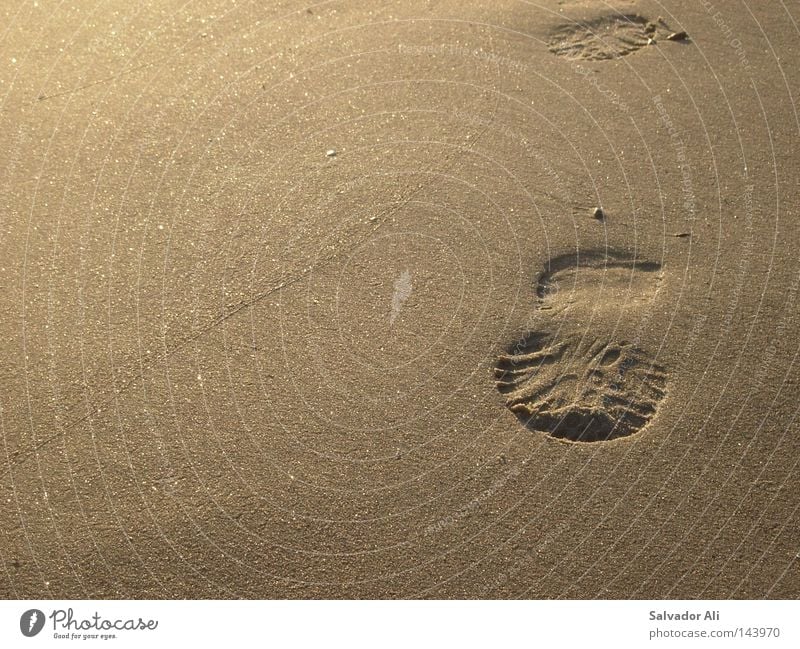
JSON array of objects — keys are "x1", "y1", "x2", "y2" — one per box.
[{"x1": 389, "y1": 269, "x2": 412, "y2": 327}]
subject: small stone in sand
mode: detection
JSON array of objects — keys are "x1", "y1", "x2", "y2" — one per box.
[
  {"x1": 592, "y1": 207, "x2": 605, "y2": 220},
  {"x1": 326, "y1": 149, "x2": 337, "y2": 157},
  {"x1": 666, "y1": 31, "x2": 689, "y2": 41}
]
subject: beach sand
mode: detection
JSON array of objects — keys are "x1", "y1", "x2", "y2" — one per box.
[{"x1": 1, "y1": 0, "x2": 798, "y2": 598}]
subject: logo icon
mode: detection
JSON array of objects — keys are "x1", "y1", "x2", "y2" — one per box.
[{"x1": 20, "y1": 609, "x2": 45, "y2": 637}]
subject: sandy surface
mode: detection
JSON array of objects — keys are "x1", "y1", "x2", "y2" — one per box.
[{"x1": 1, "y1": 0, "x2": 798, "y2": 598}]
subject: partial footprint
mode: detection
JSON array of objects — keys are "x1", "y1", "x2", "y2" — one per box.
[
  {"x1": 548, "y1": 14, "x2": 666, "y2": 61},
  {"x1": 496, "y1": 335, "x2": 666, "y2": 442},
  {"x1": 535, "y1": 250, "x2": 662, "y2": 313},
  {"x1": 495, "y1": 252, "x2": 666, "y2": 443}
]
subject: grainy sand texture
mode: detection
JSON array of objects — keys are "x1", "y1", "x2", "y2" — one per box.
[{"x1": 1, "y1": 0, "x2": 799, "y2": 598}]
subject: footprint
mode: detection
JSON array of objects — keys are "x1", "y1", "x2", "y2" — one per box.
[
  {"x1": 495, "y1": 252, "x2": 666, "y2": 443},
  {"x1": 548, "y1": 14, "x2": 665, "y2": 61}
]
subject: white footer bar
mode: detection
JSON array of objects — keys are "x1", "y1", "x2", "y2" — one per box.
[{"x1": 1, "y1": 600, "x2": 796, "y2": 648}]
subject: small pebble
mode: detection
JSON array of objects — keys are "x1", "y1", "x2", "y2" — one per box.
[
  {"x1": 666, "y1": 31, "x2": 689, "y2": 41},
  {"x1": 326, "y1": 149, "x2": 337, "y2": 157},
  {"x1": 592, "y1": 207, "x2": 605, "y2": 220}
]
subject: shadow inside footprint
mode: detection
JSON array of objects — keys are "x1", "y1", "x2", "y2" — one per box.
[{"x1": 495, "y1": 252, "x2": 667, "y2": 443}]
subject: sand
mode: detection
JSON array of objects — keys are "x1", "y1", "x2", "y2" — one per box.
[{"x1": 1, "y1": 0, "x2": 798, "y2": 599}]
